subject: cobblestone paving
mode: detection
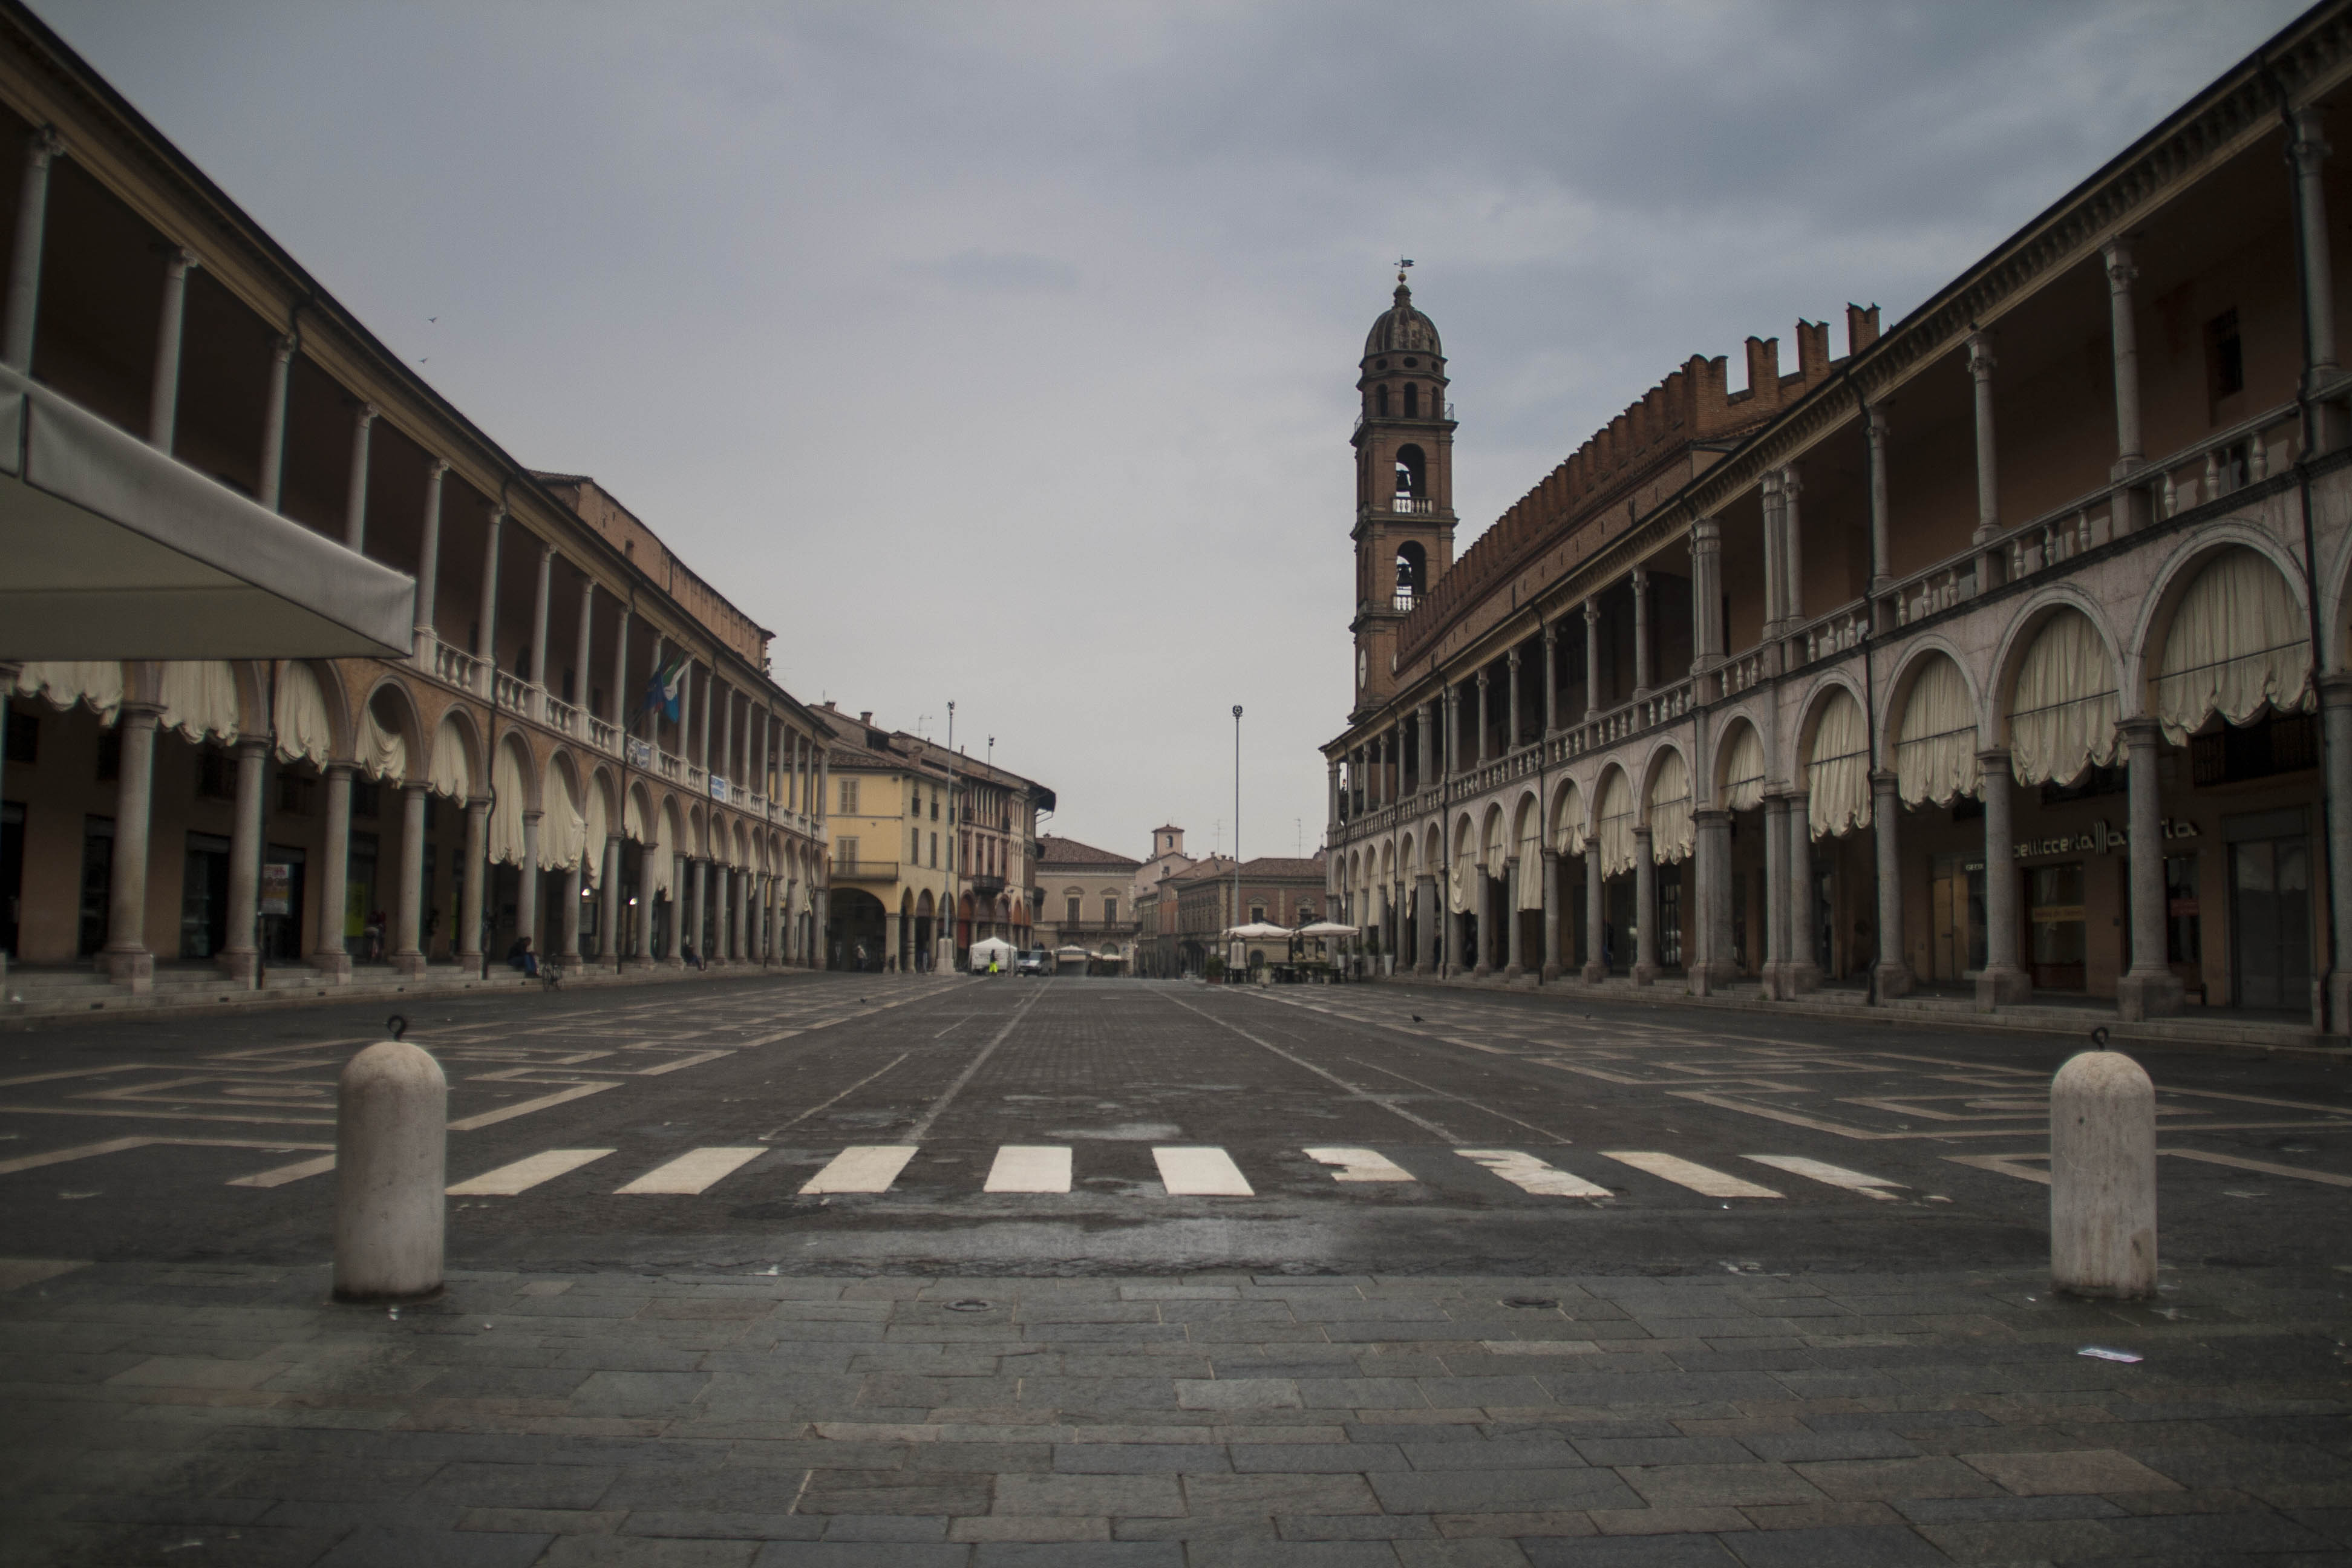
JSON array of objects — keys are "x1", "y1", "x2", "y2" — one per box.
[{"x1": 2, "y1": 1258, "x2": 2347, "y2": 1566}]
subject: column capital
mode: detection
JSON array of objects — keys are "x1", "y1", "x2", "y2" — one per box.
[
  {"x1": 322, "y1": 758, "x2": 354, "y2": 779},
  {"x1": 1866, "y1": 403, "x2": 1888, "y2": 439},
  {"x1": 1967, "y1": 330, "x2": 1997, "y2": 377},
  {"x1": 353, "y1": 401, "x2": 377, "y2": 426},
  {"x1": 270, "y1": 333, "x2": 296, "y2": 365},
  {"x1": 1975, "y1": 745, "x2": 2014, "y2": 776},
  {"x1": 401, "y1": 778, "x2": 428, "y2": 798},
  {"x1": 1868, "y1": 766, "x2": 1900, "y2": 791},
  {"x1": 428, "y1": 455, "x2": 450, "y2": 477},
  {"x1": 2292, "y1": 103, "x2": 2333, "y2": 166},
  {"x1": 1630, "y1": 566, "x2": 1647, "y2": 590},
  {"x1": 1583, "y1": 596, "x2": 1598, "y2": 624},
  {"x1": 2101, "y1": 235, "x2": 2138, "y2": 289},
  {"x1": 1475, "y1": 669, "x2": 1488, "y2": 689},
  {"x1": 1691, "y1": 806, "x2": 1730, "y2": 825},
  {"x1": 2116, "y1": 714, "x2": 2161, "y2": 744},
  {"x1": 25, "y1": 125, "x2": 61, "y2": 166},
  {"x1": 520, "y1": 808, "x2": 544, "y2": 824},
  {"x1": 1777, "y1": 463, "x2": 1802, "y2": 499},
  {"x1": 1506, "y1": 647, "x2": 1520, "y2": 669},
  {"x1": 1541, "y1": 621, "x2": 1557, "y2": 646},
  {"x1": 165, "y1": 246, "x2": 199, "y2": 276},
  {"x1": 1690, "y1": 514, "x2": 1720, "y2": 547},
  {"x1": 538, "y1": 540, "x2": 557, "y2": 563},
  {"x1": 2318, "y1": 670, "x2": 2352, "y2": 704}
]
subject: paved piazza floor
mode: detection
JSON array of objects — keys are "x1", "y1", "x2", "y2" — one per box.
[{"x1": 1, "y1": 975, "x2": 2347, "y2": 1564}]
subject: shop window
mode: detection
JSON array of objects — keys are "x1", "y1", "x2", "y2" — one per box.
[
  {"x1": 2166, "y1": 854, "x2": 2201, "y2": 967},
  {"x1": 2192, "y1": 710, "x2": 2317, "y2": 786},
  {"x1": 96, "y1": 730, "x2": 119, "y2": 782},
  {"x1": 2026, "y1": 862, "x2": 2087, "y2": 991},
  {"x1": 5, "y1": 709, "x2": 35, "y2": 764},
  {"x1": 180, "y1": 832, "x2": 231, "y2": 959}
]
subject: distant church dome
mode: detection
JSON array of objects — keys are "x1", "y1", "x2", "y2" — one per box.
[{"x1": 1364, "y1": 275, "x2": 1442, "y2": 359}]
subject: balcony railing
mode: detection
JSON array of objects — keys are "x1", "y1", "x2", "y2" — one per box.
[
  {"x1": 832, "y1": 860, "x2": 899, "y2": 881},
  {"x1": 970, "y1": 873, "x2": 1006, "y2": 897},
  {"x1": 1392, "y1": 591, "x2": 1416, "y2": 611},
  {"x1": 428, "y1": 635, "x2": 480, "y2": 694},
  {"x1": 1391, "y1": 495, "x2": 1435, "y2": 514},
  {"x1": 1793, "y1": 601, "x2": 1868, "y2": 666},
  {"x1": 590, "y1": 715, "x2": 619, "y2": 753},
  {"x1": 657, "y1": 750, "x2": 683, "y2": 782},
  {"x1": 492, "y1": 670, "x2": 529, "y2": 714},
  {"x1": 544, "y1": 694, "x2": 580, "y2": 737}
]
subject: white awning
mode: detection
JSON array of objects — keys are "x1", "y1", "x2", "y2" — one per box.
[
  {"x1": 2155, "y1": 547, "x2": 2313, "y2": 743},
  {"x1": 1896, "y1": 655, "x2": 1981, "y2": 806},
  {"x1": 2010, "y1": 610, "x2": 2119, "y2": 786},
  {"x1": 1719, "y1": 724, "x2": 1765, "y2": 812},
  {"x1": 1594, "y1": 769, "x2": 1636, "y2": 876},
  {"x1": 1806, "y1": 688, "x2": 1870, "y2": 840},
  {"x1": 1647, "y1": 749, "x2": 1693, "y2": 865},
  {"x1": 0, "y1": 361, "x2": 413, "y2": 659}
]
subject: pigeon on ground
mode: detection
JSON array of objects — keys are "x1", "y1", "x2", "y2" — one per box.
[{"x1": 1411, "y1": 1014, "x2": 1424, "y2": 1022}]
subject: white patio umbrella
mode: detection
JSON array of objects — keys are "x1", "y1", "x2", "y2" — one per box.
[
  {"x1": 1293, "y1": 920, "x2": 1360, "y2": 938},
  {"x1": 1220, "y1": 922, "x2": 1292, "y2": 939}
]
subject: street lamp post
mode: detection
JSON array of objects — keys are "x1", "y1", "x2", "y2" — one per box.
[{"x1": 1232, "y1": 705, "x2": 1243, "y2": 979}]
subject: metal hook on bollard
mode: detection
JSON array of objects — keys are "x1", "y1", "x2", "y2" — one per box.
[
  {"x1": 387, "y1": 1013, "x2": 408, "y2": 1042},
  {"x1": 2090, "y1": 1025, "x2": 2110, "y2": 1050}
]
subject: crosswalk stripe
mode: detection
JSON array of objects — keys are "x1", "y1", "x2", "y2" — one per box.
[
  {"x1": 1154, "y1": 1146, "x2": 1253, "y2": 1197},
  {"x1": 448, "y1": 1148, "x2": 614, "y2": 1197},
  {"x1": 800, "y1": 1145, "x2": 918, "y2": 1195},
  {"x1": 1455, "y1": 1149, "x2": 1611, "y2": 1198},
  {"x1": 615, "y1": 1146, "x2": 766, "y2": 1195},
  {"x1": 1745, "y1": 1154, "x2": 1904, "y2": 1200},
  {"x1": 1602, "y1": 1150, "x2": 1782, "y2": 1199},
  {"x1": 227, "y1": 1154, "x2": 336, "y2": 1188},
  {"x1": 985, "y1": 1146, "x2": 1073, "y2": 1193},
  {"x1": 1304, "y1": 1147, "x2": 1416, "y2": 1183}
]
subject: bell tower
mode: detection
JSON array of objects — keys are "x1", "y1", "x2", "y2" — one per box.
[{"x1": 1350, "y1": 268, "x2": 1455, "y2": 721}]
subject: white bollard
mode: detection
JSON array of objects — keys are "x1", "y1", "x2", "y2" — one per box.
[
  {"x1": 2049, "y1": 1042, "x2": 2157, "y2": 1299},
  {"x1": 332, "y1": 1020, "x2": 447, "y2": 1302}
]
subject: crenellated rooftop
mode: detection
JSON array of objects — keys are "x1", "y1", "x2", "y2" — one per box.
[{"x1": 1394, "y1": 305, "x2": 1878, "y2": 668}]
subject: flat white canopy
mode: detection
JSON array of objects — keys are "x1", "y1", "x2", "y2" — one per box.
[
  {"x1": 1221, "y1": 922, "x2": 1292, "y2": 939},
  {"x1": 1294, "y1": 921, "x2": 1360, "y2": 937},
  {"x1": 0, "y1": 362, "x2": 415, "y2": 659}
]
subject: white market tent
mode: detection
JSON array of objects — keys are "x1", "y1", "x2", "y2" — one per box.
[
  {"x1": 1220, "y1": 922, "x2": 1292, "y2": 940},
  {"x1": 0, "y1": 361, "x2": 414, "y2": 659},
  {"x1": 1295, "y1": 921, "x2": 1359, "y2": 938},
  {"x1": 966, "y1": 936, "x2": 1019, "y2": 973}
]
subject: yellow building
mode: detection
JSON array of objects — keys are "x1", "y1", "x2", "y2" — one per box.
[{"x1": 817, "y1": 708, "x2": 958, "y2": 971}]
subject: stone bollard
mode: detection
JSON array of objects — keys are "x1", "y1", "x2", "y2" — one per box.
[
  {"x1": 332, "y1": 1017, "x2": 446, "y2": 1302},
  {"x1": 2050, "y1": 1039, "x2": 2157, "y2": 1299}
]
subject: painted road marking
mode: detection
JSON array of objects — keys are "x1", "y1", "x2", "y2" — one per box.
[
  {"x1": 227, "y1": 1153, "x2": 337, "y2": 1188},
  {"x1": 1154, "y1": 1146, "x2": 1254, "y2": 1197},
  {"x1": 2161, "y1": 1148, "x2": 2352, "y2": 1186},
  {"x1": 985, "y1": 1146, "x2": 1073, "y2": 1193},
  {"x1": 1745, "y1": 1154, "x2": 1905, "y2": 1200},
  {"x1": 1304, "y1": 1147, "x2": 1416, "y2": 1183},
  {"x1": 448, "y1": 1148, "x2": 615, "y2": 1196},
  {"x1": 0, "y1": 1136, "x2": 333, "y2": 1180},
  {"x1": 615, "y1": 1146, "x2": 766, "y2": 1195},
  {"x1": 1602, "y1": 1150, "x2": 1782, "y2": 1198},
  {"x1": 800, "y1": 1145, "x2": 919, "y2": 1195},
  {"x1": 1455, "y1": 1149, "x2": 1611, "y2": 1198},
  {"x1": 1944, "y1": 1152, "x2": 2051, "y2": 1185}
]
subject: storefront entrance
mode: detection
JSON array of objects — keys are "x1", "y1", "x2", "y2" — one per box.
[
  {"x1": 1928, "y1": 854, "x2": 1985, "y2": 982},
  {"x1": 2227, "y1": 810, "x2": 2311, "y2": 1011},
  {"x1": 2026, "y1": 861, "x2": 2087, "y2": 991}
]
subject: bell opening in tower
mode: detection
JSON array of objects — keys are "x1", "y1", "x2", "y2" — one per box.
[
  {"x1": 1394, "y1": 542, "x2": 1427, "y2": 612},
  {"x1": 1393, "y1": 445, "x2": 1426, "y2": 511}
]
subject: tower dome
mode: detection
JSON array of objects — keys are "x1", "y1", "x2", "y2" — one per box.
[{"x1": 1364, "y1": 275, "x2": 1442, "y2": 359}]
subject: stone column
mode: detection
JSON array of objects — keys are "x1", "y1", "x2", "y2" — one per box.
[
  {"x1": 528, "y1": 542, "x2": 555, "y2": 710},
  {"x1": 1690, "y1": 518, "x2": 1723, "y2": 675},
  {"x1": 414, "y1": 459, "x2": 447, "y2": 653},
  {"x1": 1416, "y1": 874, "x2": 1437, "y2": 975},
  {"x1": 392, "y1": 783, "x2": 427, "y2": 976},
  {"x1": 1631, "y1": 569, "x2": 1651, "y2": 697},
  {"x1": 684, "y1": 858, "x2": 705, "y2": 961},
  {"x1": 559, "y1": 862, "x2": 583, "y2": 961},
  {"x1": 1474, "y1": 670, "x2": 1490, "y2": 765},
  {"x1": 1541, "y1": 624, "x2": 1559, "y2": 733},
  {"x1": 1968, "y1": 332, "x2": 1999, "y2": 545},
  {"x1": 2103, "y1": 239, "x2": 2144, "y2": 475},
  {"x1": 1977, "y1": 749, "x2": 2030, "y2": 1008},
  {"x1": 1442, "y1": 688, "x2": 1459, "y2": 776},
  {"x1": 1866, "y1": 408, "x2": 1893, "y2": 603},
  {"x1": 1780, "y1": 468, "x2": 1804, "y2": 628},
  {"x1": 1691, "y1": 807, "x2": 1734, "y2": 993},
  {"x1": 1870, "y1": 769, "x2": 1913, "y2": 1000},
  {"x1": 98, "y1": 704, "x2": 161, "y2": 988},
  {"x1": 2292, "y1": 106, "x2": 2341, "y2": 442},
  {"x1": 1473, "y1": 866, "x2": 1494, "y2": 978},
  {"x1": 599, "y1": 835, "x2": 622, "y2": 966},
  {"x1": 1632, "y1": 826, "x2": 1659, "y2": 985},
  {"x1": 459, "y1": 797, "x2": 488, "y2": 964},
  {"x1": 1327, "y1": 759, "x2": 1341, "y2": 831},
  {"x1": 257, "y1": 336, "x2": 294, "y2": 513},
  {"x1": 315, "y1": 763, "x2": 353, "y2": 981},
  {"x1": 2, "y1": 127, "x2": 60, "y2": 370},
  {"x1": 1762, "y1": 794, "x2": 1789, "y2": 996},
  {"x1": 1582, "y1": 845, "x2": 1606, "y2": 983},
  {"x1": 1505, "y1": 649, "x2": 1521, "y2": 752},
  {"x1": 1786, "y1": 792, "x2": 1820, "y2": 993},
  {"x1": 572, "y1": 575, "x2": 594, "y2": 714},
  {"x1": 148, "y1": 249, "x2": 197, "y2": 451},
  {"x1": 341, "y1": 403, "x2": 376, "y2": 552},
  {"x1": 2326, "y1": 675, "x2": 2352, "y2": 1033},
  {"x1": 610, "y1": 608, "x2": 631, "y2": 734},
  {"x1": 719, "y1": 686, "x2": 735, "y2": 792},
  {"x1": 475, "y1": 507, "x2": 505, "y2": 683},
  {"x1": 1503, "y1": 858, "x2": 1524, "y2": 979},
  {"x1": 221, "y1": 737, "x2": 269, "y2": 985},
  {"x1": 1583, "y1": 597, "x2": 1601, "y2": 719},
  {"x1": 1540, "y1": 846, "x2": 1561, "y2": 983},
  {"x1": 516, "y1": 812, "x2": 541, "y2": 952},
  {"x1": 734, "y1": 867, "x2": 751, "y2": 962},
  {"x1": 2115, "y1": 719, "x2": 2184, "y2": 1021},
  {"x1": 1761, "y1": 469, "x2": 1786, "y2": 634}
]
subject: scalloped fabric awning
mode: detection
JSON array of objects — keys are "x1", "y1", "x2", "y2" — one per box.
[
  {"x1": 2010, "y1": 610, "x2": 2120, "y2": 786},
  {"x1": 1806, "y1": 688, "x2": 1870, "y2": 840},
  {"x1": 1896, "y1": 655, "x2": 1981, "y2": 806},
  {"x1": 2155, "y1": 547, "x2": 2313, "y2": 745}
]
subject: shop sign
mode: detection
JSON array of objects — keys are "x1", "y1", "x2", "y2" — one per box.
[
  {"x1": 260, "y1": 863, "x2": 292, "y2": 916},
  {"x1": 2013, "y1": 817, "x2": 2200, "y2": 861}
]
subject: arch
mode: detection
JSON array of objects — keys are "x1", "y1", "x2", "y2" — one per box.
[
  {"x1": 1394, "y1": 443, "x2": 1426, "y2": 499},
  {"x1": 1550, "y1": 776, "x2": 1586, "y2": 854},
  {"x1": 580, "y1": 766, "x2": 613, "y2": 884},
  {"x1": 1449, "y1": 812, "x2": 1477, "y2": 914},
  {"x1": 1798, "y1": 685, "x2": 1870, "y2": 839},
  {"x1": 430, "y1": 708, "x2": 482, "y2": 800},
  {"x1": 916, "y1": 888, "x2": 935, "y2": 919},
  {"x1": 355, "y1": 679, "x2": 419, "y2": 783},
  {"x1": 655, "y1": 795, "x2": 687, "y2": 897},
  {"x1": 733, "y1": 821, "x2": 751, "y2": 869},
  {"x1": 1644, "y1": 746, "x2": 1693, "y2": 863},
  {"x1": 486, "y1": 732, "x2": 537, "y2": 866},
  {"x1": 1715, "y1": 717, "x2": 1766, "y2": 811},
  {"x1": 687, "y1": 801, "x2": 708, "y2": 860},
  {"x1": 1478, "y1": 802, "x2": 1506, "y2": 867},
  {"x1": 541, "y1": 752, "x2": 587, "y2": 872},
  {"x1": 1422, "y1": 822, "x2": 1443, "y2": 879},
  {"x1": 1403, "y1": 382, "x2": 1420, "y2": 419},
  {"x1": 1890, "y1": 648, "x2": 1981, "y2": 806},
  {"x1": 2141, "y1": 543, "x2": 2315, "y2": 743},
  {"x1": 1592, "y1": 765, "x2": 1636, "y2": 875},
  {"x1": 2134, "y1": 523, "x2": 2314, "y2": 678},
  {"x1": 1375, "y1": 384, "x2": 1390, "y2": 418},
  {"x1": 1394, "y1": 541, "x2": 1427, "y2": 606},
  {"x1": 1995, "y1": 599, "x2": 2123, "y2": 785},
  {"x1": 625, "y1": 779, "x2": 656, "y2": 843}
]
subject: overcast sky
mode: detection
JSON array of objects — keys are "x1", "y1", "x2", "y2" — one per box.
[{"x1": 36, "y1": 0, "x2": 2310, "y2": 863}]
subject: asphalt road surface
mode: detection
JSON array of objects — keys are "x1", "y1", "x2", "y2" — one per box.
[{"x1": 3, "y1": 974, "x2": 2348, "y2": 1281}]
